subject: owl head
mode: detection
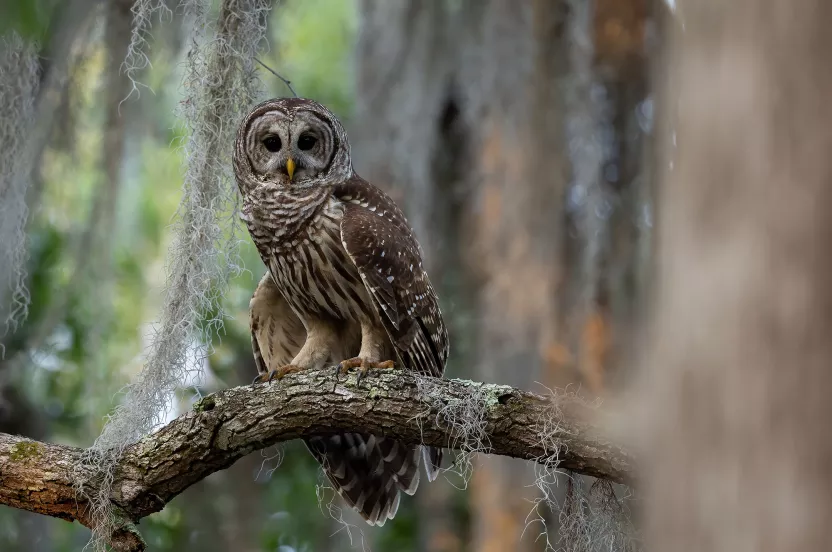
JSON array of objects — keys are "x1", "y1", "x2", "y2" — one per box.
[{"x1": 234, "y1": 97, "x2": 353, "y2": 194}]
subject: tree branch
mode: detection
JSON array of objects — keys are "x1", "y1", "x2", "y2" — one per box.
[{"x1": 0, "y1": 368, "x2": 634, "y2": 551}]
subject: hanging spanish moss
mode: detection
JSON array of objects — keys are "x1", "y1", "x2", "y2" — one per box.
[
  {"x1": 0, "y1": 33, "x2": 40, "y2": 336},
  {"x1": 78, "y1": 1, "x2": 272, "y2": 549},
  {"x1": 123, "y1": 0, "x2": 172, "y2": 99}
]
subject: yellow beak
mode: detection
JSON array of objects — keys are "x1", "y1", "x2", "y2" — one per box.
[{"x1": 286, "y1": 157, "x2": 295, "y2": 181}]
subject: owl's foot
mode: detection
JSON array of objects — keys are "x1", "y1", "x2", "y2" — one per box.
[
  {"x1": 252, "y1": 364, "x2": 303, "y2": 385},
  {"x1": 337, "y1": 357, "x2": 395, "y2": 386}
]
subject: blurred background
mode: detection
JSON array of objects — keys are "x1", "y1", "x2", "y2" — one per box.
[{"x1": 0, "y1": 0, "x2": 662, "y2": 550}]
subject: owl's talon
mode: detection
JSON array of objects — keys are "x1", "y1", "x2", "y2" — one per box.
[
  {"x1": 334, "y1": 359, "x2": 358, "y2": 382},
  {"x1": 273, "y1": 364, "x2": 302, "y2": 381},
  {"x1": 253, "y1": 364, "x2": 302, "y2": 385},
  {"x1": 337, "y1": 357, "x2": 395, "y2": 387},
  {"x1": 338, "y1": 357, "x2": 363, "y2": 375},
  {"x1": 355, "y1": 367, "x2": 369, "y2": 388}
]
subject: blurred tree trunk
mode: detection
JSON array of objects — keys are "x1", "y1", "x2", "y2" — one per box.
[
  {"x1": 24, "y1": 0, "x2": 102, "y2": 218},
  {"x1": 97, "y1": 0, "x2": 132, "y2": 254},
  {"x1": 74, "y1": 0, "x2": 132, "y2": 414},
  {"x1": 644, "y1": 1, "x2": 832, "y2": 550},
  {"x1": 351, "y1": 0, "x2": 455, "y2": 253},
  {"x1": 455, "y1": 2, "x2": 567, "y2": 550},
  {"x1": 587, "y1": 0, "x2": 652, "y2": 392},
  {"x1": 353, "y1": 1, "x2": 574, "y2": 549},
  {"x1": 558, "y1": 0, "x2": 652, "y2": 396}
]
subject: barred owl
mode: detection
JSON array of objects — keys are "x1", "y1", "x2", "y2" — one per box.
[{"x1": 233, "y1": 97, "x2": 449, "y2": 526}]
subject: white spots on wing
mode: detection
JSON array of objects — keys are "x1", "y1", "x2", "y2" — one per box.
[
  {"x1": 369, "y1": 205, "x2": 377, "y2": 212},
  {"x1": 342, "y1": 195, "x2": 352, "y2": 200},
  {"x1": 381, "y1": 251, "x2": 385, "y2": 257},
  {"x1": 409, "y1": 264, "x2": 413, "y2": 271},
  {"x1": 387, "y1": 276, "x2": 394, "y2": 283}
]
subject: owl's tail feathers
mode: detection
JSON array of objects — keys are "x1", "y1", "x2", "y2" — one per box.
[
  {"x1": 305, "y1": 433, "x2": 423, "y2": 526},
  {"x1": 377, "y1": 437, "x2": 421, "y2": 495},
  {"x1": 423, "y1": 446, "x2": 443, "y2": 482}
]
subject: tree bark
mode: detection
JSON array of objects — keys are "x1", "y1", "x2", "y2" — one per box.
[
  {"x1": 643, "y1": 1, "x2": 832, "y2": 550},
  {"x1": 0, "y1": 368, "x2": 632, "y2": 551},
  {"x1": 454, "y1": 1, "x2": 569, "y2": 549}
]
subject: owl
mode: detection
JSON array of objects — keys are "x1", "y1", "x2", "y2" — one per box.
[{"x1": 233, "y1": 97, "x2": 449, "y2": 526}]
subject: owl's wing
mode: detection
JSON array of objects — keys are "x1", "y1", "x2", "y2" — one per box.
[
  {"x1": 249, "y1": 272, "x2": 306, "y2": 377},
  {"x1": 335, "y1": 176, "x2": 449, "y2": 379}
]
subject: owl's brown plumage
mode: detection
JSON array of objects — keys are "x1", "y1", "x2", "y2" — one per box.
[{"x1": 236, "y1": 97, "x2": 448, "y2": 525}]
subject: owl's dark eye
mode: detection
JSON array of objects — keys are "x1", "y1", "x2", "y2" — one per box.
[
  {"x1": 263, "y1": 136, "x2": 282, "y2": 152},
  {"x1": 298, "y1": 133, "x2": 317, "y2": 151}
]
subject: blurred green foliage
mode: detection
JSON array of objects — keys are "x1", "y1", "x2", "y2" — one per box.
[
  {"x1": 0, "y1": 0, "x2": 61, "y2": 41},
  {"x1": 269, "y1": 0, "x2": 357, "y2": 116}
]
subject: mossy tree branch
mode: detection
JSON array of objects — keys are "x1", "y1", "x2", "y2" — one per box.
[{"x1": 0, "y1": 368, "x2": 634, "y2": 551}]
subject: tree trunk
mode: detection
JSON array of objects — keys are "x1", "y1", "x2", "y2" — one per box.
[
  {"x1": 643, "y1": 1, "x2": 832, "y2": 549},
  {"x1": 588, "y1": 0, "x2": 652, "y2": 392},
  {"x1": 454, "y1": 1, "x2": 568, "y2": 549},
  {"x1": 558, "y1": 0, "x2": 652, "y2": 395}
]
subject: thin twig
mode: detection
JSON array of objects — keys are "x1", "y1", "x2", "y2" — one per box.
[{"x1": 254, "y1": 57, "x2": 298, "y2": 97}]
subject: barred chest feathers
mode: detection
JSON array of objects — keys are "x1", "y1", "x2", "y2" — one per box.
[{"x1": 242, "y1": 191, "x2": 375, "y2": 324}]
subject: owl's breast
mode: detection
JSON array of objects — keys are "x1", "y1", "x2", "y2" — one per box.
[
  {"x1": 242, "y1": 186, "x2": 332, "y2": 254},
  {"x1": 266, "y1": 197, "x2": 375, "y2": 325}
]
